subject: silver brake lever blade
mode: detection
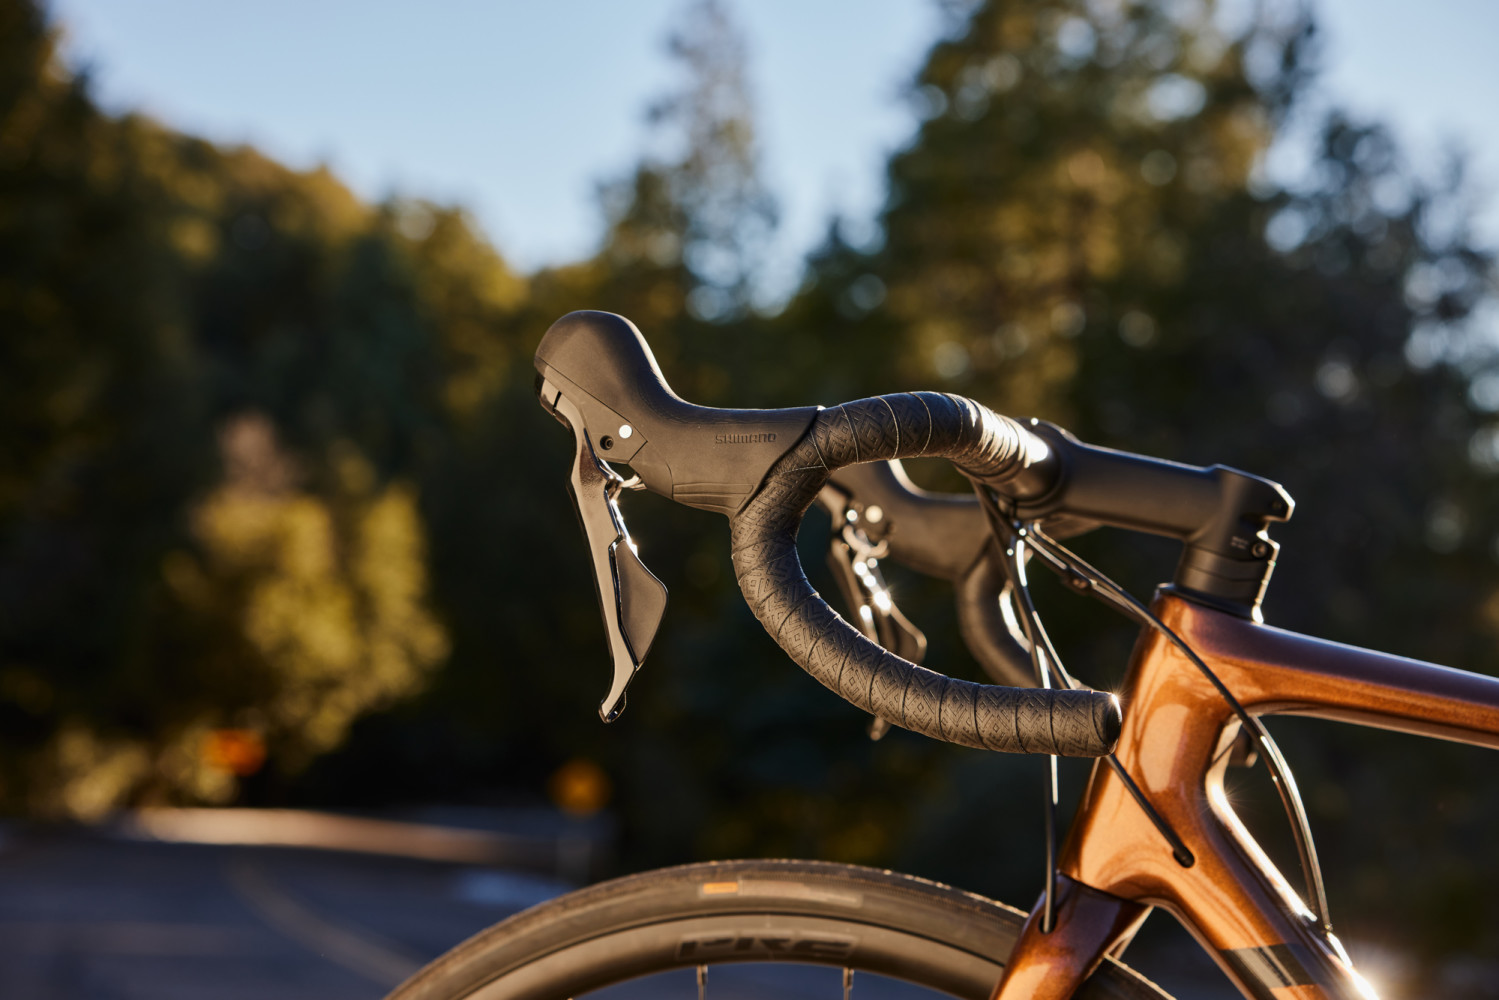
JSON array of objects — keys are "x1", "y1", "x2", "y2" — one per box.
[
  {"x1": 543, "y1": 380, "x2": 668, "y2": 722},
  {"x1": 822, "y1": 511, "x2": 926, "y2": 740}
]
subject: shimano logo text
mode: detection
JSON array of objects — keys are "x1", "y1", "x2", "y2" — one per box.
[{"x1": 714, "y1": 432, "x2": 777, "y2": 445}]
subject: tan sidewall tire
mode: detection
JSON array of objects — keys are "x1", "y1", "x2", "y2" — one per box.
[{"x1": 387, "y1": 860, "x2": 1173, "y2": 1000}]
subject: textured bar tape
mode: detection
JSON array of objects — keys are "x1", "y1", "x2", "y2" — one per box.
[{"x1": 729, "y1": 393, "x2": 1119, "y2": 756}]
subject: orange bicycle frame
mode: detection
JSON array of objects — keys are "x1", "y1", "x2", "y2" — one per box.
[{"x1": 993, "y1": 591, "x2": 1499, "y2": 1000}]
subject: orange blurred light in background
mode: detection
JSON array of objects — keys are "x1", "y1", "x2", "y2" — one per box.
[
  {"x1": 549, "y1": 758, "x2": 611, "y2": 817},
  {"x1": 202, "y1": 729, "x2": 267, "y2": 777}
]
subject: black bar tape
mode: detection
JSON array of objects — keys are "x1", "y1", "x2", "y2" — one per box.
[
  {"x1": 809, "y1": 391, "x2": 1048, "y2": 489},
  {"x1": 729, "y1": 394, "x2": 1120, "y2": 757}
]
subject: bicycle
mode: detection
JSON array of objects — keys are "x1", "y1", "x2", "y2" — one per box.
[{"x1": 389, "y1": 310, "x2": 1499, "y2": 1000}]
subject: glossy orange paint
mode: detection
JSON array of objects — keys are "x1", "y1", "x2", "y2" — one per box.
[
  {"x1": 992, "y1": 874, "x2": 1147, "y2": 998},
  {"x1": 992, "y1": 592, "x2": 1499, "y2": 1000}
]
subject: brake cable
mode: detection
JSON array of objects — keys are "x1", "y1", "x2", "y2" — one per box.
[
  {"x1": 992, "y1": 526, "x2": 1062, "y2": 933},
  {"x1": 970, "y1": 481, "x2": 1333, "y2": 937},
  {"x1": 974, "y1": 485, "x2": 1194, "y2": 935}
]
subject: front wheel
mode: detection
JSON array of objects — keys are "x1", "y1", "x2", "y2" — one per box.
[{"x1": 388, "y1": 859, "x2": 1172, "y2": 999}]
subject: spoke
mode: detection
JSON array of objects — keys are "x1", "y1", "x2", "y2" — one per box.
[
  {"x1": 843, "y1": 966, "x2": 854, "y2": 1000},
  {"x1": 697, "y1": 963, "x2": 707, "y2": 1000}
]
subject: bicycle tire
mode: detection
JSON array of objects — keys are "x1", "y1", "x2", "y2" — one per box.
[{"x1": 388, "y1": 859, "x2": 1173, "y2": 1000}]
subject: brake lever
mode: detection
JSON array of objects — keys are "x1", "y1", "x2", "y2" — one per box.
[
  {"x1": 820, "y1": 484, "x2": 927, "y2": 740},
  {"x1": 540, "y1": 377, "x2": 668, "y2": 722},
  {"x1": 533, "y1": 313, "x2": 816, "y2": 724}
]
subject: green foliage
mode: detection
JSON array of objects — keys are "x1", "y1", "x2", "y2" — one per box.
[
  {"x1": 0, "y1": 0, "x2": 460, "y2": 815},
  {"x1": 782, "y1": 0, "x2": 1499, "y2": 969},
  {"x1": 2, "y1": 0, "x2": 1498, "y2": 973}
]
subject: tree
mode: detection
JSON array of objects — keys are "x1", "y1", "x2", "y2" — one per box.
[
  {"x1": 0, "y1": 0, "x2": 458, "y2": 815},
  {"x1": 295, "y1": 1, "x2": 791, "y2": 864},
  {"x1": 7, "y1": 0, "x2": 1499, "y2": 970},
  {"x1": 780, "y1": 0, "x2": 1499, "y2": 970}
]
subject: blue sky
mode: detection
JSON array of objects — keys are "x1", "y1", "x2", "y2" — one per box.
[{"x1": 48, "y1": 0, "x2": 1499, "y2": 299}]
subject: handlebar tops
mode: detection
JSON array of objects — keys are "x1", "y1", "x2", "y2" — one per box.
[{"x1": 535, "y1": 311, "x2": 1293, "y2": 759}]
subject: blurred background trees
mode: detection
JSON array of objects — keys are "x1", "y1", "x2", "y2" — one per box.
[
  {"x1": 782, "y1": 0, "x2": 1499, "y2": 966},
  {"x1": 0, "y1": 0, "x2": 453, "y2": 814},
  {"x1": 2, "y1": 0, "x2": 1497, "y2": 972}
]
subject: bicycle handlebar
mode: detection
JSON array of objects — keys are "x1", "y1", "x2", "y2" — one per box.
[
  {"x1": 826, "y1": 462, "x2": 1091, "y2": 576},
  {"x1": 535, "y1": 311, "x2": 1119, "y2": 756},
  {"x1": 725, "y1": 391, "x2": 1120, "y2": 755},
  {"x1": 823, "y1": 461, "x2": 1100, "y2": 689},
  {"x1": 535, "y1": 311, "x2": 1292, "y2": 756}
]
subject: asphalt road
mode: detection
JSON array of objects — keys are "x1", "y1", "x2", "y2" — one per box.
[
  {"x1": 1, "y1": 820, "x2": 1482, "y2": 1000},
  {"x1": 0, "y1": 821, "x2": 1299, "y2": 1000},
  {"x1": 0, "y1": 828, "x2": 968, "y2": 1000},
  {"x1": 0, "y1": 827, "x2": 567, "y2": 1000}
]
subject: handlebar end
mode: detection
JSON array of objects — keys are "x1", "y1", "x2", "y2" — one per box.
[{"x1": 1100, "y1": 693, "x2": 1123, "y2": 753}]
